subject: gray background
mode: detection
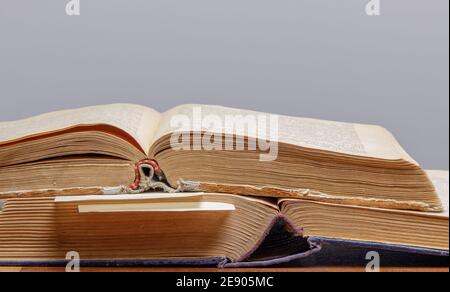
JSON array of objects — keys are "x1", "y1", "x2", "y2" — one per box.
[{"x1": 0, "y1": 0, "x2": 448, "y2": 169}]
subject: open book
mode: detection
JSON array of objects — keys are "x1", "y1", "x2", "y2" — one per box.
[
  {"x1": 0, "y1": 170, "x2": 447, "y2": 266},
  {"x1": 0, "y1": 104, "x2": 442, "y2": 212}
]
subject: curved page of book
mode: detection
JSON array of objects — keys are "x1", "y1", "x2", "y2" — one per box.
[
  {"x1": 0, "y1": 104, "x2": 160, "y2": 194},
  {"x1": 150, "y1": 104, "x2": 440, "y2": 212}
]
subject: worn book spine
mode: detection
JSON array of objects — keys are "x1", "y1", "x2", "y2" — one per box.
[{"x1": 129, "y1": 159, "x2": 164, "y2": 191}]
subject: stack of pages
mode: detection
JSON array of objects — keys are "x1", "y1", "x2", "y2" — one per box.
[{"x1": 0, "y1": 104, "x2": 448, "y2": 267}]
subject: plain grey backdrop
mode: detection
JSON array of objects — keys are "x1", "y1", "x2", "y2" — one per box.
[{"x1": 0, "y1": 0, "x2": 448, "y2": 169}]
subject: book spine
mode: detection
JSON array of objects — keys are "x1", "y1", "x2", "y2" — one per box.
[
  {"x1": 129, "y1": 159, "x2": 164, "y2": 191},
  {"x1": 219, "y1": 215, "x2": 322, "y2": 268}
]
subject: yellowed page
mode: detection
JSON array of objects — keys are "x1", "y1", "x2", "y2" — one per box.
[
  {"x1": 0, "y1": 104, "x2": 161, "y2": 154},
  {"x1": 279, "y1": 169, "x2": 449, "y2": 218},
  {"x1": 427, "y1": 170, "x2": 449, "y2": 217},
  {"x1": 354, "y1": 124, "x2": 417, "y2": 163},
  {"x1": 154, "y1": 104, "x2": 415, "y2": 162}
]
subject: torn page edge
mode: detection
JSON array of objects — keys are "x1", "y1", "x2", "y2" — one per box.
[
  {"x1": 0, "y1": 187, "x2": 105, "y2": 199},
  {"x1": 178, "y1": 180, "x2": 443, "y2": 213},
  {"x1": 125, "y1": 159, "x2": 185, "y2": 194}
]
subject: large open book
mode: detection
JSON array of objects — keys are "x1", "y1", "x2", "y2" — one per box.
[
  {"x1": 0, "y1": 104, "x2": 442, "y2": 212},
  {"x1": 0, "y1": 170, "x2": 447, "y2": 266}
]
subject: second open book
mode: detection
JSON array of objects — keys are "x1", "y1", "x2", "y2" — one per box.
[
  {"x1": 0, "y1": 170, "x2": 447, "y2": 264},
  {"x1": 0, "y1": 103, "x2": 443, "y2": 213}
]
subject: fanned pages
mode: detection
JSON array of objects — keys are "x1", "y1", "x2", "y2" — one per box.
[
  {"x1": 280, "y1": 170, "x2": 449, "y2": 250},
  {"x1": 0, "y1": 193, "x2": 282, "y2": 263},
  {"x1": 151, "y1": 105, "x2": 440, "y2": 211}
]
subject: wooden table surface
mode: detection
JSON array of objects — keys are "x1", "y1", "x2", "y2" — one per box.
[{"x1": 0, "y1": 266, "x2": 448, "y2": 272}]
